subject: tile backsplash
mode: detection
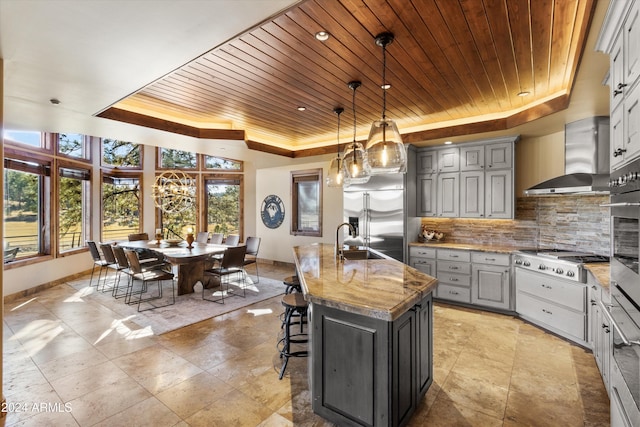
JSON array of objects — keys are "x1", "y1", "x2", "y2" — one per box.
[{"x1": 418, "y1": 194, "x2": 610, "y2": 255}]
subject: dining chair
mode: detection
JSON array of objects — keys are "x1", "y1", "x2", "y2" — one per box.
[
  {"x1": 243, "y1": 236, "x2": 261, "y2": 283},
  {"x1": 87, "y1": 241, "x2": 109, "y2": 289},
  {"x1": 202, "y1": 245, "x2": 247, "y2": 303},
  {"x1": 124, "y1": 249, "x2": 175, "y2": 312},
  {"x1": 196, "y1": 231, "x2": 209, "y2": 244},
  {"x1": 224, "y1": 234, "x2": 240, "y2": 246},
  {"x1": 127, "y1": 232, "x2": 149, "y2": 241},
  {"x1": 209, "y1": 233, "x2": 224, "y2": 245},
  {"x1": 99, "y1": 243, "x2": 120, "y2": 293},
  {"x1": 111, "y1": 245, "x2": 132, "y2": 299}
]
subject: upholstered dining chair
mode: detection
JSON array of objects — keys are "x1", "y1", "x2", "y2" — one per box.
[
  {"x1": 202, "y1": 245, "x2": 247, "y2": 303},
  {"x1": 98, "y1": 243, "x2": 120, "y2": 293},
  {"x1": 124, "y1": 249, "x2": 175, "y2": 312},
  {"x1": 243, "y1": 236, "x2": 261, "y2": 283},
  {"x1": 224, "y1": 234, "x2": 240, "y2": 247},
  {"x1": 127, "y1": 232, "x2": 149, "y2": 241},
  {"x1": 209, "y1": 233, "x2": 224, "y2": 245},
  {"x1": 87, "y1": 241, "x2": 109, "y2": 289},
  {"x1": 196, "y1": 231, "x2": 209, "y2": 244}
]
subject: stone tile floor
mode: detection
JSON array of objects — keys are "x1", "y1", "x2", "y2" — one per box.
[{"x1": 3, "y1": 262, "x2": 609, "y2": 426}]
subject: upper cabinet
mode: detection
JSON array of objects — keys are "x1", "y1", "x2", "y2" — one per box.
[
  {"x1": 415, "y1": 136, "x2": 517, "y2": 219},
  {"x1": 597, "y1": 0, "x2": 640, "y2": 169}
]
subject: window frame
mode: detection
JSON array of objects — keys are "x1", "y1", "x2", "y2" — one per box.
[
  {"x1": 203, "y1": 155, "x2": 243, "y2": 172},
  {"x1": 101, "y1": 171, "x2": 143, "y2": 242},
  {"x1": 56, "y1": 160, "x2": 92, "y2": 255},
  {"x1": 290, "y1": 168, "x2": 323, "y2": 237},
  {"x1": 203, "y1": 173, "x2": 244, "y2": 240},
  {"x1": 101, "y1": 138, "x2": 143, "y2": 169},
  {"x1": 156, "y1": 147, "x2": 198, "y2": 170},
  {"x1": 55, "y1": 133, "x2": 92, "y2": 163}
]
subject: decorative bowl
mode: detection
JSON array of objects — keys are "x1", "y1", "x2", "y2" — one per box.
[{"x1": 163, "y1": 239, "x2": 183, "y2": 246}]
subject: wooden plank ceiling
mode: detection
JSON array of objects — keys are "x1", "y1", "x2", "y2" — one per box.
[{"x1": 99, "y1": 0, "x2": 596, "y2": 157}]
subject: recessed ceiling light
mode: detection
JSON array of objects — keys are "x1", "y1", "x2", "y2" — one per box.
[
  {"x1": 315, "y1": 31, "x2": 330, "y2": 41},
  {"x1": 444, "y1": 141, "x2": 453, "y2": 145},
  {"x1": 381, "y1": 83, "x2": 391, "y2": 90},
  {"x1": 517, "y1": 91, "x2": 530, "y2": 97},
  {"x1": 297, "y1": 106, "x2": 306, "y2": 111}
]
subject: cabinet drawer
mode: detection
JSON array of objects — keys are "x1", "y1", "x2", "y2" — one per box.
[
  {"x1": 409, "y1": 246, "x2": 436, "y2": 258},
  {"x1": 437, "y1": 284, "x2": 471, "y2": 303},
  {"x1": 437, "y1": 260, "x2": 471, "y2": 275},
  {"x1": 516, "y1": 292, "x2": 586, "y2": 341},
  {"x1": 437, "y1": 249, "x2": 470, "y2": 262},
  {"x1": 437, "y1": 271, "x2": 471, "y2": 287},
  {"x1": 471, "y1": 252, "x2": 510, "y2": 266},
  {"x1": 515, "y1": 269, "x2": 586, "y2": 312}
]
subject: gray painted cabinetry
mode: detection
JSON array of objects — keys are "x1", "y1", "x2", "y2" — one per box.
[{"x1": 311, "y1": 293, "x2": 433, "y2": 427}]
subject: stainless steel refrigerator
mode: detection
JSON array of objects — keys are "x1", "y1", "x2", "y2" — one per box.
[{"x1": 343, "y1": 174, "x2": 406, "y2": 262}]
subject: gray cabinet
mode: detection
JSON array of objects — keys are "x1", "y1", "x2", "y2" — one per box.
[
  {"x1": 311, "y1": 293, "x2": 433, "y2": 427},
  {"x1": 435, "y1": 249, "x2": 471, "y2": 303},
  {"x1": 589, "y1": 282, "x2": 611, "y2": 394},
  {"x1": 471, "y1": 252, "x2": 511, "y2": 310},
  {"x1": 437, "y1": 172, "x2": 459, "y2": 217},
  {"x1": 417, "y1": 174, "x2": 437, "y2": 217},
  {"x1": 409, "y1": 246, "x2": 436, "y2": 276},
  {"x1": 416, "y1": 136, "x2": 516, "y2": 219}
]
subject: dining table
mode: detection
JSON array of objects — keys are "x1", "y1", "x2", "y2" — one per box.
[{"x1": 116, "y1": 240, "x2": 228, "y2": 295}]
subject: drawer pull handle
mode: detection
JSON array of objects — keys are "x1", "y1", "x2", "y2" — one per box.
[
  {"x1": 449, "y1": 290, "x2": 459, "y2": 295},
  {"x1": 449, "y1": 277, "x2": 459, "y2": 282},
  {"x1": 449, "y1": 255, "x2": 459, "y2": 258},
  {"x1": 449, "y1": 266, "x2": 459, "y2": 270},
  {"x1": 541, "y1": 284, "x2": 552, "y2": 289},
  {"x1": 590, "y1": 299, "x2": 596, "y2": 306},
  {"x1": 542, "y1": 309, "x2": 553, "y2": 315},
  {"x1": 485, "y1": 258, "x2": 496, "y2": 261}
]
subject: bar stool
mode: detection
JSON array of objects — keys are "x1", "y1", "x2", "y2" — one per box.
[
  {"x1": 278, "y1": 293, "x2": 308, "y2": 380},
  {"x1": 283, "y1": 275, "x2": 301, "y2": 294}
]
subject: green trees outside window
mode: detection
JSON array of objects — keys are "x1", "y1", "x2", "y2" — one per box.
[
  {"x1": 160, "y1": 148, "x2": 197, "y2": 169},
  {"x1": 102, "y1": 175, "x2": 141, "y2": 241},
  {"x1": 58, "y1": 167, "x2": 90, "y2": 252},
  {"x1": 102, "y1": 139, "x2": 141, "y2": 168},
  {"x1": 205, "y1": 178, "x2": 241, "y2": 235}
]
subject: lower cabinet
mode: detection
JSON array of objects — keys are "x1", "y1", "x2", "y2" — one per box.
[
  {"x1": 311, "y1": 293, "x2": 433, "y2": 427},
  {"x1": 409, "y1": 246, "x2": 436, "y2": 276},
  {"x1": 471, "y1": 252, "x2": 511, "y2": 310},
  {"x1": 516, "y1": 268, "x2": 587, "y2": 346},
  {"x1": 589, "y1": 282, "x2": 611, "y2": 394}
]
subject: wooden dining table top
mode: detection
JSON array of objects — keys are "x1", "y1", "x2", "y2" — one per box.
[{"x1": 115, "y1": 240, "x2": 228, "y2": 264}]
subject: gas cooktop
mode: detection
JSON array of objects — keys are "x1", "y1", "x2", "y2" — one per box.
[{"x1": 517, "y1": 249, "x2": 609, "y2": 264}]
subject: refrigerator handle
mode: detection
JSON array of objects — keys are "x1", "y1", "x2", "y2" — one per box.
[{"x1": 364, "y1": 193, "x2": 370, "y2": 246}]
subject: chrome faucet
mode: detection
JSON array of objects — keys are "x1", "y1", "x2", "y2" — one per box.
[{"x1": 336, "y1": 222, "x2": 356, "y2": 259}]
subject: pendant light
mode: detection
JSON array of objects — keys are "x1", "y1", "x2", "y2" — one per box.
[
  {"x1": 326, "y1": 107, "x2": 345, "y2": 187},
  {"x1": 366, "y1": 32, "x2": 407, "y2": 175},
  {"x1": 342, "y1": 80, "x2": 371, "y2": 185}
]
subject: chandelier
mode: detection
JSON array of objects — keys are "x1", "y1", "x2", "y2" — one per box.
[{"x1": 151, "y1": 170, "x2": 196, "y2": 213}]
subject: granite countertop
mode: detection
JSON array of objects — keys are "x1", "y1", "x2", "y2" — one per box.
[
  {"x1": 409, "y1": 241, "x2": 523, "y2": 254},
  {"x1": 584, "y1": 263, "x2": 610, "y2": 290},
  {"x1": 293, "y1": 243, "x2": 438, "y2": 321}
]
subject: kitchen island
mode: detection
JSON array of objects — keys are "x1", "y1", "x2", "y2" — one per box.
[{"x1": 292, "y1": 243, "x2": 438, "y2": 427}]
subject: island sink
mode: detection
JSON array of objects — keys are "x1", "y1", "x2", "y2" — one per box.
[{"x1": 341, "y1": 248, "x2": 385, "y2": 260}]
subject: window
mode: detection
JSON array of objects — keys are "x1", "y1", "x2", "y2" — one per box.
[
  {"x1": 58, "y1": 165, "x2": 91, "y2": 252},
  {"x1": 205, "y1": 176, "x2": 242, "y2": 236},
  {"x1": 291, "y1": 169, "x2": 322, "y2": 236},
  {"x1": 4, "y1": 155, "x2": 51, "y2": 259},
  {"x1": 3, "y1": 130, "x2": 45, "y2": 149},
  {"x1": 159, "y1": 148, "x2": 197, "y2": 169},
  {"x1": 156, "y1": 172, "x2": 197, "y2": 239},
  {"x1": 102, "y1": 139, "x2": 141, "y2": 168},
  {"x1": 102, "y1": 173, "x2": 141, "y2": 241},
  {"x1": 58, "y1": 133, "x2": 90, "y2": 160},
  {"x1": 204, "y1": 155, "x2": 242, "y2": 171}
]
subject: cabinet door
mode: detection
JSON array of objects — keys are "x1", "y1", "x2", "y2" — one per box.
[
  {"x1": 416, "y1": 294, "x2": 433, "y2": 398},
  {"x1": 392, "y1": 308, "x2": 416, "y2": 427},
  {"x1": 625, "y1": 81, "x2": 640, "y2": 162},
  {"x1": 612, "y1": 103, "x2": 625, "y2": 170},
  {"x1": 411, "y1": 257, "x2": 436, "y2": 276},
  {"x1": 438, "y1": 148, "x2": 459, "y2": 172},
  {"x1": 611, "y1": 33, "x2": 625, "y2": 112},
  {"x1": 485, "y1": 170, "x2": 513, "y2": 219},
  {"x1": 472, "y1": 264, "x2": 510, "y2": 310},
  {"x1": 485, "y1": 142, "x2": 512, "y2": 169},
  {"x1": 417, "y1": 151, "x2": 438, "y2": 174},
  {"x1": 625, "y1": 0, "x2": 639, "y2": 86},
  {"x1": 460, "y1": 145, "x2": 484, "y2": 171},
  {"x1": 460, "y1": 171, "x2": 485, "y2": 218},
  {"x1": 417, "y1": 174, "x2": 437, "y2": 217},
  {"x1": 437, "y1": 172, "x2": 459, "y2": 217}
]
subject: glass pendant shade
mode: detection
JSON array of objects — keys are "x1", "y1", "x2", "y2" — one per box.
[
  {"x1": 366, "y1": 117, "x2": 407, "y2": 174},
  {"x1": 342, "y1": 142, "x2": 370, "y2": 184},
  {"x1": 326, "y1": 156, "x2": 344, "y2": 187}
]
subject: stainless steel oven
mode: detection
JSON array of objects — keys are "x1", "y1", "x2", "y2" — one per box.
[{"x1": 607, "y1": 158, "x2": 640, "y2": 306}]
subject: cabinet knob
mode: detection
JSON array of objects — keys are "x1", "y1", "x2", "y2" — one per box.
[{"x1": 613, "y1": 148, "x2": 627, "y2": 157}]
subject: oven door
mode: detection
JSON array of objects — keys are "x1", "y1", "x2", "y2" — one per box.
[
  {"x1": 609, "y1": 192, "x2": 640, "y2": 304},
  {"x1": 608, "y1": 286, "x2": 640, "y2": 425}
]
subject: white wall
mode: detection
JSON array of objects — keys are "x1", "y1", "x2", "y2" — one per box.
[{"x1": 256, "y1": 158, "x2": 344, "y2": 264}]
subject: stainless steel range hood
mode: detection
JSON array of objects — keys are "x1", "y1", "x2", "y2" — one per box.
[{"x1": 524, "y1": 116, "x2": 610, "y2": 195}]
